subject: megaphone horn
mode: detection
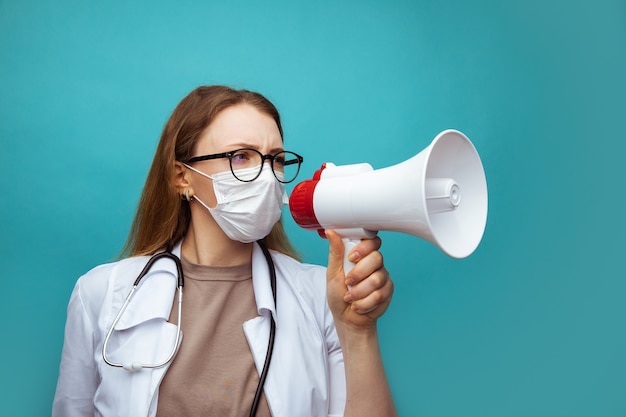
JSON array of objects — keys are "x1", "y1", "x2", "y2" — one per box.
[{"x1": 289, "y1": 129, "x2": 488, "y2": 270}]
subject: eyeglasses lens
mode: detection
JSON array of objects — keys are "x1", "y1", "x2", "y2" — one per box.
[
  {"x1": 273, "y1": 151, "x2": 301, "y2": 183},
  {"x1": 229, "y1": 150, "x2": 301, "y2": 183},
  {"x1": 229, "y1": 149, "x2": 261, "y2": 181}
]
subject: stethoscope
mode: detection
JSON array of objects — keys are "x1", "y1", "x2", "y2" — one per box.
[{"x1": 102, "y1": 241, "x2": 277, "y2": 417}]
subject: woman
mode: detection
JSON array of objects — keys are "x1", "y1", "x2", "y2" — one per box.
[{"x1": 52, "y1": 86, "x2": 397, "y2": 417}]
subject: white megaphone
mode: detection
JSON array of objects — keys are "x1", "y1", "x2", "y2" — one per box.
[{"x1": 289, "y1": 129, "x2": 488, "y2": 272}]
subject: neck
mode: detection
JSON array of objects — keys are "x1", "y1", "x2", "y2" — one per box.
[{"x1": 182, "y1": 208, "x2": 253, "y2": 266}]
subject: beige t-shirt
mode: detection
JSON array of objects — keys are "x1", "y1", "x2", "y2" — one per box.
[{"x1": 155, "y1": 255, "x2": 271, "y2": 417}]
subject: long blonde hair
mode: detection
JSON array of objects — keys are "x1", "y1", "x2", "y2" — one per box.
[{"x1": 121, "y1": 86, "x2": 300, "y2": 260}]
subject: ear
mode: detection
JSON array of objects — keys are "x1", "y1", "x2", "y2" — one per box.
[{"x1": 173, "y1": 162, "x2": 194, "y2": 196}]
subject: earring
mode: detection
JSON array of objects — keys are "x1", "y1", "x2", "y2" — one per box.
[{"x1": 180, "y1": 189, "x2": 191, "y2": 201}]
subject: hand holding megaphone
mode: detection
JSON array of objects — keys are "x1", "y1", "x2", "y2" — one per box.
[{"x1": 289, "y1": 129, "x2": 488, "y2": 274}]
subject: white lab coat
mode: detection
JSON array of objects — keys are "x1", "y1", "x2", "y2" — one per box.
[{"x1": 52, "y1": 242, "x2": 346, "y2": 417}]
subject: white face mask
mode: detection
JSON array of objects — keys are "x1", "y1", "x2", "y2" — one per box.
[{"x1": 183, "y1": 163, "x2": 288, "y2": 243}]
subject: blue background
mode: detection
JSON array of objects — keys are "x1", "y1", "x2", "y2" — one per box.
[{"x1": 1, "y1": 1, "x2": 625, "y2": 415}]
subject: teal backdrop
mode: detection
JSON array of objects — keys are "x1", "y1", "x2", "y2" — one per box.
[{"x1": 1, "y1": 1, "x2": 625, "y2": 415}]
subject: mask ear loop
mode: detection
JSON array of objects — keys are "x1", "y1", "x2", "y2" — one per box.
[
  {"x1": 190, "y1": 193, "x2": 213, "y2": 212},
  {"x1": 181, "y1": 163, "x2": 221, "y2": 210},
  {"x1": 183, "y1": 163, "x2": 217, "y2": 180},
  {"x1": 180, "y1": 164, "x2": 217, "y2": 212}
]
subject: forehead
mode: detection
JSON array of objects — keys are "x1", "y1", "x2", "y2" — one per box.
[{"x1": 197, "y1": 103, "x2": 283, "y2": 153}]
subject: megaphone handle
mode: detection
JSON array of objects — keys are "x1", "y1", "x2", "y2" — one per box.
[
  {"x1": 341, "y1": 238, "x2": 359, "y2": 283},
  {"x1": 341, "y1": 237, "x2": 379, "y2": 314}
]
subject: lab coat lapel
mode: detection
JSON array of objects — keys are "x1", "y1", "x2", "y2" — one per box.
[
  {"x1": 250, "y1": 242, "x2": 277, "y2": 320},
  {"x1": 102, "y1": 244, "x2": 183, "y2": 416},
  {"x1": 243, "y1": 243, "x2": 281, "y2": 415},
  {"x1": 112, "y1": 254, "x2": 179, "y2": 330},
  {"x1": 244, "y1": 243, "x2": 276, "y2": 359}
]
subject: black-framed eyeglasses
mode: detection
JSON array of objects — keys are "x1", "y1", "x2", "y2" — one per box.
[{"x1": 184, "y1": 148, "x2": 304, "y2": 183}]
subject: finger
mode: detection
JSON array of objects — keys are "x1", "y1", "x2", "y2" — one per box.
[
  {"x1": 347, "y1": 236, "x2": 382, "y2": 264},
  {"x1": 345, "y1": 250, "x2": 384, "y2": 287},
  {"x1": 345, "y1": 267, "x2": 388, "y2": 301},
  {"x1": 350, "y1": 278, "x2": 394, "y2": 315}
]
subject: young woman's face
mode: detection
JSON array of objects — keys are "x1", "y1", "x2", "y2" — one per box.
[{"x1": 189, "y1": 103, "x2": 283, "y2": 207}]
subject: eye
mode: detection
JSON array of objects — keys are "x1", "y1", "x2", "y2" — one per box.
[
  {"x1": 230, "y1": 149, "x2": 258, "y2": 167},
  {"x1": 231, "y1": 153, "x2": 248, "y2": 162},
  {"x1": 273, "y1": 154, "x2": 286, "y2": 166}
]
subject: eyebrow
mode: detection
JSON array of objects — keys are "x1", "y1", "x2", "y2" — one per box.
[{"x1": 224, "y1": 142, "x2": 284, "y2": 154}]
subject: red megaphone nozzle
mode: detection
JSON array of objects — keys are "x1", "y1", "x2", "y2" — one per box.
[{"x1": 288, "y1": 164, "x2": 328, "y2": 231}]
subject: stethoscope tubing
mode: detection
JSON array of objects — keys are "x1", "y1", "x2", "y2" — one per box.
[
  {"x1": 100, "y1": 242, "x2": 276, "y2": 417},
  {"x1": 102, "y1": 251, "x2": 184, "y2": 371}
]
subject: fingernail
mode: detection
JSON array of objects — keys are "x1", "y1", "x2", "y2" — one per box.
[
  {"x1": 343, "y1": 292, "x2": 353, "y2": 303},
  {"x1": 348, "y1": 251, "x2": 359, "y2": 263}
]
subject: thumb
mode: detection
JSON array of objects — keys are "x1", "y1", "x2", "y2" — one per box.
[{"x1": 325, "y1": 230, "x2": 345, "y2": 281}]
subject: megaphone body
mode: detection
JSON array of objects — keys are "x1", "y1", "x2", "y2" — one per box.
[{"x1": 289, "y1": 129, "x2": 488, "y2": 271}]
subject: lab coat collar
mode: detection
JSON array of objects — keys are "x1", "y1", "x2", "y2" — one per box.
[{"x1": 114, "y1": 242, "x2": 277, "y2": 330}]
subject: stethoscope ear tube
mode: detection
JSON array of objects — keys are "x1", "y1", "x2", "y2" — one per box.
[{"x1": 133, "y1": 251, "x2": 185, "y2": 288}]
